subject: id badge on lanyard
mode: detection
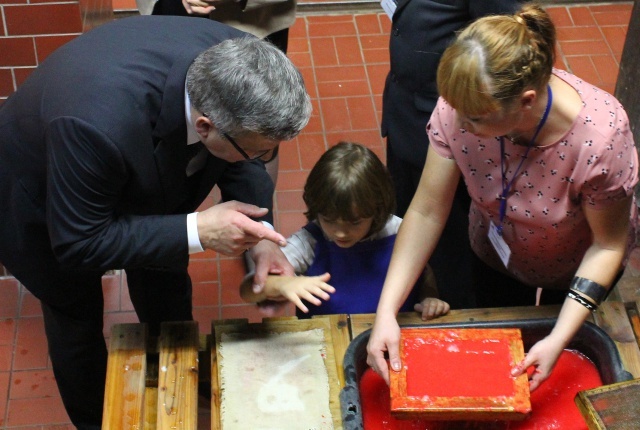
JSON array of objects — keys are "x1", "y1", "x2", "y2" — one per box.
[
  {"x1": 489, "y1": 221, "x2": 511, "y2": 267},
  {"x1": 489, "y1": 85, "x2": 553, "y2": 269}
]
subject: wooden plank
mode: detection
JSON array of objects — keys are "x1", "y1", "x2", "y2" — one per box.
[
  {"x1": 632, "y1": 301, "x2": 640, "y2": 348},
  {"x1": 144, "y1": 359, "x2": 159, "y2": 429},
  {"x1": 594, "y1": 302, "x2": 640, "y2": 378},
  {"x1": 156, "y1": 321, "x2": 199, "y2": 430},
  {"x1": 213, "y1": 318, "x2": 248, "y2": 328},
  {"x1": 263, "y1": 316, "x2": 298, "y2": 322},
  {"x1": 102, "y1": 323, "x2": 148, "y2": 430},
  {"x1": 198, "y1": 333, "x2": 211, "y2": 390},
  {"x1": 629, "y1": 305, "x2": 640, "y2": 352},
  {"x1": 143, "y1": 387, "x2": 158, "y2": 430},
  {"x1": 609, "y1": 273, "x2": 640, "y2": 304},
  {"x1": 210, "y1": 328, "x2": 221, "y2": 430},
  {"x1": 575, "y1": 388, "x2": 606, "y2": 430},
  {"x1": 319, "y1": 314, "x2": 350, "y2": 388},
  {"x1": 575, "y1": 378, "x2": 640, "y2": 430},
  {"x1": 349, "y1": 305, "x2": 563, "y2": 339},
  {"x1": 211, "y1": 316, "x2": 347, "y2": 430}
]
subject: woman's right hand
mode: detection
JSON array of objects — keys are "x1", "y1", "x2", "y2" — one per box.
[{"x1": 366, "y1": 312, "x2": 401, "y2": 384}]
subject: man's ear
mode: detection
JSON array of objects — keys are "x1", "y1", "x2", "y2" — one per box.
[{"x1": 195, "y1": 114, "x2": 216, "y2": 139}]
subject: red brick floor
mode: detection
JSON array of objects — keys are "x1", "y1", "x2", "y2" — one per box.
[{"x1": 0, "y1": 2, "x2": 634, "y2": 427}]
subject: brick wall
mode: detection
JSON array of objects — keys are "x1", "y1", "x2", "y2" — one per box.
[
  {"x1": 0, "y1": 0, "x2": 114, "y2": 277},
  {"x1": 0, "y1": 0, "x2": 113, "y2": 104}
]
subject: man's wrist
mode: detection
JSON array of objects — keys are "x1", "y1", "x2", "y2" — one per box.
[{"x1": 187, "y1": 212, "x2": 204, "y2": 254}]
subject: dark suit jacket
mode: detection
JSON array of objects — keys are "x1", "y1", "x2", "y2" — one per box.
[
  {"x1": 381, "y1": 0, "x2": 523, "y2": 166},
  {"x1": 0, "y1": 16, "x2": 274, "y2": 288}
]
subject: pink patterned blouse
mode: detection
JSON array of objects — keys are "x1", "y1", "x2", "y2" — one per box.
[{"x1": 428, "y1": 69, "x2": 638, "y2": 288}]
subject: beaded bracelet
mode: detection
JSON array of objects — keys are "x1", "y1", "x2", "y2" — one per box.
[
  {"x1": 567, "y1": 290, "x2": 598, "y2": 312},
  {"x1": 569, "y1": 276, "x2": 608, "y2": 305}
]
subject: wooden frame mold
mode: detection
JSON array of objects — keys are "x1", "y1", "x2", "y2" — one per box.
[{"x1": 390, "y1": 327, "x2": 531, "y2": 421}]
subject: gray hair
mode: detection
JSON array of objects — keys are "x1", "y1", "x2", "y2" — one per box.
[{"x1": 186, "y1": 37, "x2": 312, "y2": 140}]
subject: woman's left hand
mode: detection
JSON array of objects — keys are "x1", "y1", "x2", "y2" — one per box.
[{"x1": 511, "y1": 334, "x2": 564, "y2": 391}]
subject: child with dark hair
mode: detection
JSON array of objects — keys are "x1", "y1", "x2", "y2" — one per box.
[{"x1": 240, "y1": 141, "x2": 449, "y2": 319}]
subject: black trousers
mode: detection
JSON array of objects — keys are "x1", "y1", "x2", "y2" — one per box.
[
  {"x1": 39, "y1": 271, "x2": 107, "y2": 430},
  {"x1": 387, "y1": 139, "x2": 477, "y2": 309},
  {"x1": 471, "y1": 253, "x2": 623, "y2": 308},
  {"x1": 471, "y1": 254, "x2": 567, "y2": 307}
]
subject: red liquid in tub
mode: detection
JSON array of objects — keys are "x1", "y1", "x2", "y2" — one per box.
[{"x1": 360, "y1": 349, "x2": 602, "y2": 430}]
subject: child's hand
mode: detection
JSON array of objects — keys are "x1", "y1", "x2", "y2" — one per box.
[
  {"x1": 256, "y1": 299, "x2": 290, "y2": 317},
  {"x1": 277, "y1": 272, "x2": 335, "y2": 314},
  {"x1": 414, "y1": 297, "x2": 450, "y2": 321}
]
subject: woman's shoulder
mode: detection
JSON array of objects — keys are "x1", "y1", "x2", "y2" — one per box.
[
  {"x1": 553, "y1": 68, "x2": 628, "y2": 140},
  {"x1": 553, "y1": 68, "x2": 622, "y2": 110}
]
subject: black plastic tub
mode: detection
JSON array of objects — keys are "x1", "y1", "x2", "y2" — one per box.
[{"x1": 340, "y1": 318, "x2": 634, "y2": 429}]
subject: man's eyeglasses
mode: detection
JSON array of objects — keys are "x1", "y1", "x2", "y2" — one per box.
[{"x1": 223, "y1": 132, "x2": 279, "y2": 163}]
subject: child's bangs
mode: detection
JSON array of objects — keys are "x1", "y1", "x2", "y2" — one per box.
[{"x1": 330, "y1": 188, "x2": 373, "y2": 222}]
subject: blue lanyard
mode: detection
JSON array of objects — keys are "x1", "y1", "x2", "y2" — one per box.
[{"x1": 497, "y1": 85, "x2": 553, "y2": 235}]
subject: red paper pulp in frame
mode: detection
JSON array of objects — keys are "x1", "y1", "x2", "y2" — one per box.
[{"x1": 389, "y1": 328, "x2": 531, "y2": 421}]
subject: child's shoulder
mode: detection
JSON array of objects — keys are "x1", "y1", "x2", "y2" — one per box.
[
  {"x1": 287, "y1": 222, "x2": 319, "y2": 245},
  {"x1": 375, "y1": 215, "x2": 402, "y2": 238}
]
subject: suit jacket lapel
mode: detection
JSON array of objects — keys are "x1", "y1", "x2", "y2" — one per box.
[
  {"x1": 152, "y1": 52, "x2": 211, "y2": 212},
  {"x1": 152, "y1": 52, "x2": 193, "y2": 139},
  {"x1": 154, "y1": 131, "x2": 230, "y2": 213},
  {"x1": 153, "y1": 128, "x2": 190, "y2": 212}
]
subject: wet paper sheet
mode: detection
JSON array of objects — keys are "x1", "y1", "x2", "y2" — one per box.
[
  {"x1": 219, "y1": 328, "x2": 333, "y2": 429},
  {"x1": 390, "y1": 327, "x2": 531, "y2": 421}
]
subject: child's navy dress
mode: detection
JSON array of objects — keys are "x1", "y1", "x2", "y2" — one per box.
[{"x1": 298, "y1": 222, "x2": 421, "y2": 318}]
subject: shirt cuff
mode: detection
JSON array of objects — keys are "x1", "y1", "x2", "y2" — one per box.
[
  {"x1": 261, "y1": 221, "x2": 274, "y2": 230},
  {"x1": 187, "y1": 212, "x2": 204, "y2": 254}
]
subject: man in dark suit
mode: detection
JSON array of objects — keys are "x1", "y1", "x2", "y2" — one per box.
[
  {"x1": 381, "y1": 0, "x2": 523, "y2": 309},
  {"x1": 0, "y1": 15, "x2": 311, "y2": 428}
]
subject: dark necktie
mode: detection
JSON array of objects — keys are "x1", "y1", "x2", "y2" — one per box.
[{"x1": 186, "y1": 142, "x2": 207, "y2": 176}]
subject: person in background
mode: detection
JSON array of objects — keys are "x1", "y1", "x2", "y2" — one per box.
[
  {"x1": 240, "y1": 142, "x2": 450, "y2": 320},
  {"x1": 382, "y1": 0, "x2": 524, "y2": 309},
  {"x1": 367, "y1": 4, "x2": 638, "y2": 392},
  {"x1": 137, "y1": 0, "x2": 294, "y2": 54},
  {"x1": 0, "y1": 16, "x2": 311, "y2": 429}
]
